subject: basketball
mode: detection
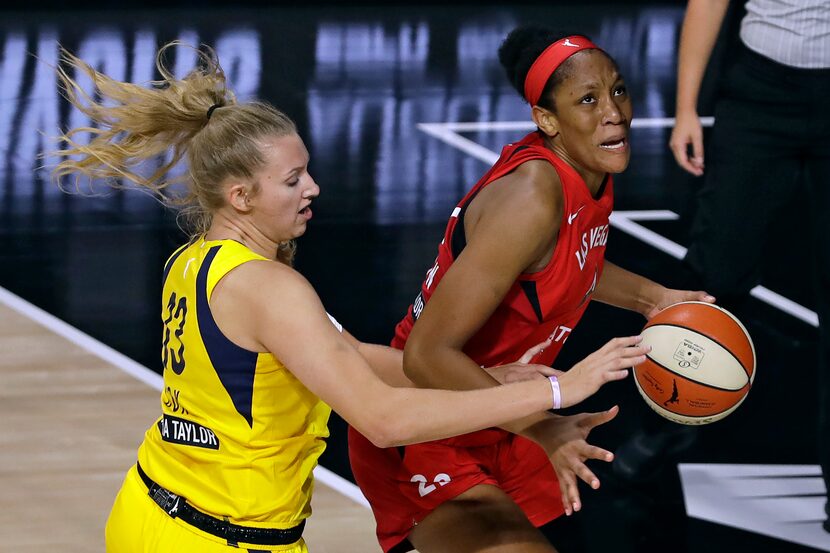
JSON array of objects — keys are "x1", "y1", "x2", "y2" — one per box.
[{"x1": 633, "y1": 301, "x2": 756, "y2": 425}]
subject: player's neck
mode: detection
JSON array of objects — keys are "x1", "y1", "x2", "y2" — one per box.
[
  {"x1": 205, "y1": 213, "x2": 281, "y2": 260},
  {"x1": 544, "y1": 136, "x2": 606, "y2": 196}
]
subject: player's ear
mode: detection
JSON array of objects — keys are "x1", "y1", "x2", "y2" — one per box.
[
  {"x1": 227, "y1": 182, "x2": 253, "y2": 212},
  {"x1": 532, "y1": 105, "x2": 559, "y2": 138}
]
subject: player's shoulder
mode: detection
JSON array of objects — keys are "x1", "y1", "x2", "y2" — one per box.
[
  {"x1": 516, "y1": 159, "x2": 563, "y2": 202},
  {"x1": 487, "y1": 154, "x2": 560, "y2": 194},
  {"x1": 219, "y1": 259, "x2": 315, "y2": 305},
  {"x1": 485, "y1": 159, "x2": 564, "y2": 224},
  {"x1": 513, "y1": 157, "x2": 561, "y2": 184}
]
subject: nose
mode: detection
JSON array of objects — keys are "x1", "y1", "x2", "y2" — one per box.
[
  {"x1": 600, "y1": 95, "x2": 624, "y2": 125},
  {"x1": 304, "y1": 175, "x2": 320, "y2": 199}
]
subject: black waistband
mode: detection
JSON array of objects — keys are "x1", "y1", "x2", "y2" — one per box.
[{"x1": 135, "y1": 462, "x2": 305, "y2": 547}]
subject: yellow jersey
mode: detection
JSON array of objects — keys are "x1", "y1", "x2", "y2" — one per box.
[{"x1": 137, "y1": 237, "x2": 331, "y2": 528}]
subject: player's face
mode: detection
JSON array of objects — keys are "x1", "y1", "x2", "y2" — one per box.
[
  {"x1": 549, "y1": 50, "x2": 632, "y2": 177},
  {"x1": 249, "y1": 134, "x2": 319, "y2": 242}
]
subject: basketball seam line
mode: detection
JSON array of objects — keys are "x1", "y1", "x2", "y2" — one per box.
[
  {"x1": 645, "y1": 322, "x2": 754, "y2": 380},
  {"x1": 642, "y1": 354, "x2": 748, "y2": 393}
]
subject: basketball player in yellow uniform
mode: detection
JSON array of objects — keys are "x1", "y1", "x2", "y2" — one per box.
[
  {"x1": 51, "y1": 43, "x2": 651, "y2": 552},
  {"x1": 107, "y1": 238, "x2": 333, "y2": 551}
]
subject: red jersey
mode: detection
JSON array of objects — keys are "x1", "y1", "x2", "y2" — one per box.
[
  {"x1": 349, "y1": 132, "x2": 608, "y2": 548},
  {"x1": 392, "y1": 131, "x2": 612, "y2": 443}
]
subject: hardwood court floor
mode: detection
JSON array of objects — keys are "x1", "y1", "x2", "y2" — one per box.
[{"x1": 0, "y1": 298, "x2": 382, "y2": 552}]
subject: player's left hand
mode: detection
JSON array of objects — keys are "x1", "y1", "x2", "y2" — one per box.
[{"x1": 645, "y1": 288, "x2": 715, "y2": 320}]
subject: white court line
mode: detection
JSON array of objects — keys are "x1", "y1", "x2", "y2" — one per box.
[
  {"x1": 419, "y1": 123, "x2": 500, "y2": 165},
  {"x1": 611, "y1": 212, "x2": 819, "y2": 327},
  {"x1": 314, "y1": 465, "x2": 370, "y2": 508},
  {"x1": 0, "y1": 284, "x2": 370, "y2": 508},
  {"x1": 609, "y1": 211, "x2": 686, "y2": 259},
  {"x1": 679, "y1": 463, "x2": 829, "y2": 552},
  {"x1": 0, "y1": 286, "x2": 163, "y2": 390},
  {"x1": 419, "y1": 122, "x2": 819, "y2": 329}
]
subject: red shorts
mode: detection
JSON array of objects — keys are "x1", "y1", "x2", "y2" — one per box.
[{"x1": 348, "y1": 427, "x2": 565, "y2": 553}]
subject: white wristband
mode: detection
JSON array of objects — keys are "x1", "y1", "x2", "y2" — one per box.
[{"x1": 548, "y1": 375, "x2": 561, "y2": 410}]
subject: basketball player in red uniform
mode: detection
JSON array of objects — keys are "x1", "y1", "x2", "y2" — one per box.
[{"x1": 348, "y1": 26, "x2": 716, "y2": 553}]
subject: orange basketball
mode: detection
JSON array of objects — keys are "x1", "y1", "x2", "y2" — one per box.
[{"x1": 633, "y1": 301, "x2": 756, "y2": 425}]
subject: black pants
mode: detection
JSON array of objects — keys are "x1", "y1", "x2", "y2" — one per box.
[{"x1": 683, "y1": 42, "x2": 830, "y2": 492}]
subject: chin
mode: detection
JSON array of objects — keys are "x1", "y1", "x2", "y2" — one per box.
[
  {"x1": 272, "y1": 228, "x2": 304, "y2": 243},
  {"x1": 293, "y1": 224, "x2": 309, "y2": 239},
  {"x1": 602, "y1": 156, "x2": 630, "y2": 174}
]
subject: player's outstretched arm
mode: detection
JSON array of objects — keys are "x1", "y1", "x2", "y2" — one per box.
[
  {"x1": 353, "y1": 338, "x2": 560, "y2": 388},
  {"x1": 212, "y1": 259, "x2": 563, "y2": 448},
  {"x1": 349, "y1": 332, "x2": 641, "y2": 514},
  {"x1": 556, "y1": 335, "x2": 648, "y2": 406}
]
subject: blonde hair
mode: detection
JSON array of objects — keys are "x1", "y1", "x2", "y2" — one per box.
[{"x1": 52, "y1": 42, "x2": 298, "y2": 264}]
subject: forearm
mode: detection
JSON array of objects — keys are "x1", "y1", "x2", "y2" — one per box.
[
  {"x1": 356, "y1": 342, "x2": 413, "y2": 387},
  {"x1": 376, "y1": 377, "x2": 555, "y2": 447},
  {"x1": 676, "y1": 0, "x2": 730, "y2": 114},
  {"x1": 404, "y1": 342, "x2": 557, "y2": 437},
  {"x1": 593, "y1": 262, "x2": 664, "y2": 316},
  {"x1": 404, "y1": 342, "x2": 500, "y2": 389}
]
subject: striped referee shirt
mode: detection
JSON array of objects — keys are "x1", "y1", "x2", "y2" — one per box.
[{"x1": 740, "y1": 0, "x2": 830, "y2": 68}]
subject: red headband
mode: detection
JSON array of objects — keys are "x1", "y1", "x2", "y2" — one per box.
[{"x1": 523, "y1": 36, "x2": 601, "y2": 106}]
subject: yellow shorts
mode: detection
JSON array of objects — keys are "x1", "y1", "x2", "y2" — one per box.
[{"x1": 105, "y1": 465, "x2": 307, "y2": 553}]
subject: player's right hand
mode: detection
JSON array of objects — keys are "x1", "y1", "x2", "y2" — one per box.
[
  {"x1": 557, "y1": 336, "x2": 648, "y2": 408},
  {"x1": 522, "y1": 407, "x2": 620, "y2": 515},
  {"x1": 669, "y1": 111, "x2": 705, "y2": 176},
  {"x1": 543, "y1": 406, "x2": 620, "y2": 516}
]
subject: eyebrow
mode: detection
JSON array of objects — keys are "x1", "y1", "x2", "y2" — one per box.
[
  {"x1": 283, "y1": 168, "x2": 304, "y2": 180},
  {"x1": 575, "y1": 74, "x2": 625, "y2": 92},
  {"x1": 283, "y1": 157, "x2": 310, "y2": 179}
]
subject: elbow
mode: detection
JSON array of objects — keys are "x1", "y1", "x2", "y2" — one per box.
[
  {"x1": 365, "y1": 431, "x2": 395, "y2": 450},
  {"x1": 359, "y1": 418, "x2": 407, "y2": 449},
  {"x1": 357, "y1": 393, "x2": 419, "y2": 448},
  {"x1": 350, "y1": 390, "x2": 410, "y2": 448},
  {"x1": 402, "y1": 340, "x2": 431, "y2": 385}
]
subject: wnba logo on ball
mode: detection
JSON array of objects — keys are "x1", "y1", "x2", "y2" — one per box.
[
  {"x1": 673, "y1": 339, "x2": 705, "y2": 369},
  {"x1": 633, "y1": 302, "x2": 756, "y2": 425}
]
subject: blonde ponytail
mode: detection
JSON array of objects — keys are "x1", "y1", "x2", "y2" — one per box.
[{"x1": 52, "y1": 41, "x2": 298, "y2": 264}]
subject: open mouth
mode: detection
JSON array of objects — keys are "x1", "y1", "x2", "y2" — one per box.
[
  {"x1": 599, "y1": 138, "x2": 627, "y2": 151},
  {"x1": 298, "y1": 205, "x2": 313, "y2": 218}
]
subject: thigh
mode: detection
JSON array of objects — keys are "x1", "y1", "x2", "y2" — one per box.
[
  {"x1": 348, "y1": 426, "x2": 426, "y2": 552},
  {"x1": 409, "y1": 484, "x2": 558, "y2": 553},
  {"x1": 348, "y1": 426, "x2": 499, "y2": 553},
  {"x1": 106, "y1": 465, "x2": 184, "y2": 553},
  {"x1": 496, "y1": 435, "x2": 564, "y2": 527},
  {"x1": 106, "y1": 468, "x2": 146, "y2": 553}
]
